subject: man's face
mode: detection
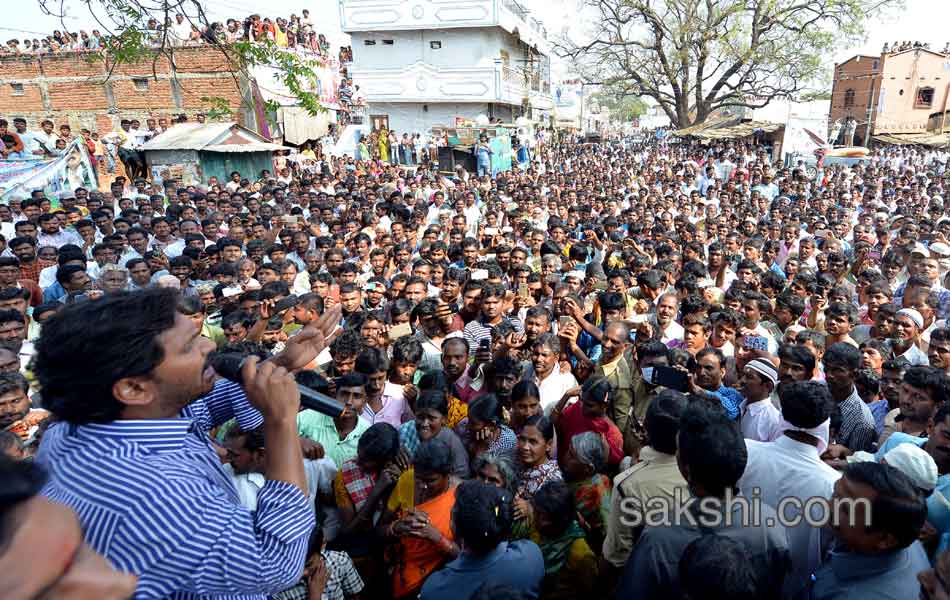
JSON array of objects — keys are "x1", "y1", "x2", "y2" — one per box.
[
  {"x1": 337, "y1": 384, "x2": 367, "y2": 419},
  {"x1": 682, "y1": 324, "x2": 708, "y2": 354},
  {"x1": 656, "y1": 295, "x2": 677, "y2": 326},
  {"x1": 40, "y1": 219, "x2": 59, "y2": 235},
  {"x1": 11, "y1": 243, "x2": 34, "y2": 263},
  {"x1": 66, "y1": 271, "x2": 92, "y2": 293},
  {"x1": 0, "y1": 318, "x2": 26, "y2": 342},
  {"x1": 695, "y1": 353, "x2": 724, "y2": 390},
  {"x1": 523, "y1": 314, "x2": 550, "y2": 342},
  {"x1": 599, "y1": 324, "x2": 629, "y2": 364},
  {"x1": 100, "y1": 271, "x2": 128, "y2": 293},
  {"x1": 480, "y1": 294, "x2": 502, "y2": 320},
  {"x1": 741, "y1": 299, "x2": 761, "y2": 327},
  {"x1": 779, "y1": 358, "x2": 811, "y2": 386},
  {"x1": 442, "y1": 343, "x2": 468, "y2": 379},
  {"x1": 823, "y1": 361, "x2": 855, "y2": 396},
  {"x1": 147, "y1": 313, "x2": 218, "y2": 415},
  {"x1": 738, "y1": 367, "x2": 771, "y2": 401},
  {"x1": 221, "y1": 245, "x2": 242, "y2": 263},
  {"x1": 825, "y1": 313, "x2": 851, "y2": 336},
  {"x1": 0, "y1": 387, "x2": 29, "y2": 429},
  {"x1": 223, "y1": 323, "x2": 247, "y2": 344},
  {"x1": 224, "y1": 435, "x2": 264, "y2": 475},
  {"x1": 0, "y1": 492, "x2": 138, "y2": 599},
  {"x1": 403, "y1": 283, "x2": 426, "y2": 305},
  {"x1": 128, "y1": 262, "x2": 151, "y2": 285},
  {"x1": 532, "y1": 344, "x2": 558, "y2": 378},
  {"x1": 899, "y1": 381, "x2": 936, "y2": 422}
]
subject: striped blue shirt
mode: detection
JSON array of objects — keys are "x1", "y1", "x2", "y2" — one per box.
[{"x1": 36, "y1": 379, "x2": 315, "y2": 600}]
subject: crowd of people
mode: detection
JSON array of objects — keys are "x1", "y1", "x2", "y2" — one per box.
[
  {"x1": 3, "y1": 130, "x2": 950, "y2": 600},
  {"x1": 2, "y1": 10, "x2": 354, "y2": 65}
]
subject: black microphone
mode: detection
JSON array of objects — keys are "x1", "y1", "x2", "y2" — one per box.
[{"x1": 209, "y1": 353, "x2": 345, "y2": 419}]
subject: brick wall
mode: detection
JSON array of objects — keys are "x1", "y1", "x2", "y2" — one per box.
[{"x1": 0, "y1": 47, "x2": 252, "y2": 133}]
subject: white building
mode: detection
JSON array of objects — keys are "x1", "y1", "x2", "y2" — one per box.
[{"x1": 340, "y1": 0, "x2": 554, "y2": 133}]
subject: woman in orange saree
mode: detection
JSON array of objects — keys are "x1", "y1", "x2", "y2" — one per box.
[{"x1": 377, "y1": 438, "x2": 460, "y2": 599}]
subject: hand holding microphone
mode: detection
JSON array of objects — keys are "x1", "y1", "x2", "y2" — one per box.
[
  {"x1": 240, "y1": 356, "x2": 300, "y2": 425},
  {"x1": 210, "y1": 352, "x2": 345, "y2": 419}
]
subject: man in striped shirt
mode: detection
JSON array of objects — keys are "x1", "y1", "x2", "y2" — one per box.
[
  {"x1": 34, "y1": 288, "x2": 317, "y2": 599},
  {"x1": 462, "y1": 282, "x2": 523, "y2": 355}
]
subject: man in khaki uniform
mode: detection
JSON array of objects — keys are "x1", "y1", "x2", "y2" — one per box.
[{"x1": 603, "y1": 389, "x2": 689, "y2": 571}]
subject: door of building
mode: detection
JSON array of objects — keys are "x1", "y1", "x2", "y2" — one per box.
[{"x1": 370, "y1": 115, "x2": 390, "y2": 131}]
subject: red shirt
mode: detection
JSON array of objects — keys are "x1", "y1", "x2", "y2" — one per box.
[{"x1": 558, "y1": 400, "x2": 624, "y2": 465}]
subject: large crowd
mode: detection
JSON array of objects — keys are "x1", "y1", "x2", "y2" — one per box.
[
  {"x1": 3, "y1": 128, "x2": 950, "y2": 600},
  {"x1": 2, "y1": 10, "x2": 354, "y2": 63}
]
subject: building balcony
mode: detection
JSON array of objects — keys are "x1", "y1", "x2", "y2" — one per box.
[
  {"x1": 340, "y1": 0, "x2": 549, "y2": 53},
  {"x1": 352, "y1": 59, "x2": 550, "y2": 106}
]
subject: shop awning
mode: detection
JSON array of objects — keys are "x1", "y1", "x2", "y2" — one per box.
[
  {"x1": 674, "y1": 118, "x2": 783, "y2": 140},
  {"x1": 871, "y1": 132, "x2": 950, "y2": 147}
]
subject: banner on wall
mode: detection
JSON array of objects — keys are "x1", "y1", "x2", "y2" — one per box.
[{"x1": 0, "y1": 140, "x2": 98, "y2": 204}]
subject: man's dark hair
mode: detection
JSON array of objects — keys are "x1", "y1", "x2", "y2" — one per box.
[
  {"x1": 842, "y1": 462, "x2": 927, "y2": 549},
  {"x1": 695, "y1": 347, "x2": 725, "y2": 368},
  {"x1": 825, "y1": 302, "x2": 858, "y2": 325},
  {"x1": 357, "y1": 422, "x2": 400, "y2": 465},
  {"x1": 677, "y1": 402, "x2": 747, "y2": 493},
  {"x1": 779, "y1": 380, "x2": 832, "y2": 429},
  {"x1": 391, "y1": 336, "x2": 423, "y2": 364},
  {"x1": 903, "y1": 366, "x2": 950, "y2": 405},
  {"x1": 34, "y1": 289, "x2": 179, "y2": 424},
  {"x1": 637, "y1": 340, "x2": 670, "y2": 363},
  {"x1": 531, "y1": 480, "x2": 575, "y2": 535},
  {"x1": 644, "y1": 389, "x2": 688, "y2": 455},
  {"x1": 55, "y1": 264, "x2": 86, "y2": 286},
  {"x1": 779, "y1": 342, "x2": 816, "y2": 374},
  {"x1": 823, "y1": 342, "x2": 861, "y2": 371},
  {"x1": 0, "y1": 456, "x2": 47, "y2": 518},
  {"x1": 330, "y1": 328, "x2": 363, "y2": 361},
  {"x1": 774, "y1": 293, "x2": 806, "y2": 319},
  {"x1": 678, "y1": 535, "x2": 761, "y2": 600},
  {"x1": 355, "y1": 347, "x2": 389, "y2": 375}
]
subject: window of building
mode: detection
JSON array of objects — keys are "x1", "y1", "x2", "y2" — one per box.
[
  {"x1": 363, "y1": 39, "x2": 376, "y2": 46},
  {"x1": 382, "y1": 39, "x2": 394, "y2": 45},
  {"x1": 430, "y1": 41, "x2": 442, "y2": 50},
  {"x1": 917, "y1": 86, "x2": 935, "y2": 108},
  {"x1": 872, "y1": 59, "x2": 879, "y2": 70},
  {"x1": 10, "y1": 83, "x2": 23, "y2": 96},
  {"x1": 132, "y1": 78, "x2": 149, "y2": 92},
  {"x1": 844, "y1": 88, "x2": 855, "y2": 107}
]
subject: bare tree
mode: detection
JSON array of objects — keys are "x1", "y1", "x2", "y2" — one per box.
[{"x1": 555, "y1": 0, "x2": 900, "y2": 128}]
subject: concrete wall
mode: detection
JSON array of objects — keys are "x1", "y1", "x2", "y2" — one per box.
[
  {"x1": 876, "y1": 49, "x2": 950, "y2": 133},
  {"x1": 367, "y1": 101, "x2": 514, "y2": 133}
]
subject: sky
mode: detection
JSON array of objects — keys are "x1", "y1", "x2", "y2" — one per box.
[{"x1": 3, "y1": 0, "x2": 947, "y2": 76}]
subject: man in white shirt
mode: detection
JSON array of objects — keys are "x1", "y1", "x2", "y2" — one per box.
[
  {"x1": 169, "y1": 13, "x2": 193, "y2": 46},
  {"x1": 652, "y1": 292, "x2": 684, "y2": 346},
  {"x1": 739, "y1": 380, "x2": 839, "y2": 600},
  {"x1": 222, "y1": 424, "x2": 341, "y2": 539},
  {"x1": 525, "y1": 333, "x2": 578, "y2": 414},
  {"x1": 737, "y1": 358, "x2": 783, "y2": 442}
]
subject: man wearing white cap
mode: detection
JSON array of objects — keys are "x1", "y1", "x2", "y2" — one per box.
[
  {"x1": 737, "y1": 357, "x2": 782, "y2": 442},
  {"x1": 739, "y1": 381, "x2": 840, "y2": 599},
  {"x1": 893, "y1": 308, "x2": 929, "y2": 366},
  {"x1": 875, "y1": 402, "x2": 950, "y2": 555}
]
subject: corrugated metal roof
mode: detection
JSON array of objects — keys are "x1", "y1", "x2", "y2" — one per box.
[
  {"x1": 140, "y1": 123, "x2": 283, "y2": 153},
  {"x1": 872, "y1": 132, "x2": 950, "y2": 147},
  {"x1": 673, "y1": 118, "x2": 783, "y2": 140}
]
